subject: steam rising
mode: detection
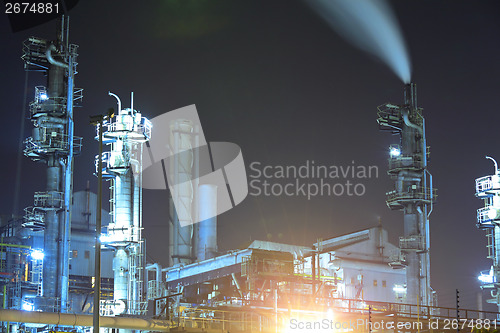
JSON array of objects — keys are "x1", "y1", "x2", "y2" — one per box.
[{"x1": 307, "y1": 0, "x2": 411, "y2": 83}]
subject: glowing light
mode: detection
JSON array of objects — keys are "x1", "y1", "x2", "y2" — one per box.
[
  {"x1": 100, "y1": 233, "x2": 114, "y2": 243},
  {"x1": 39, "y1": 93, "x2": 48, "y2": 100},
  {"x1": 393, "y1": 285, "x2": 406, "y2": 293},
  {"x1": 478, "y1": 269, "x2": 495, "y2": 284},
  {"x1": 389, "y1": 146, "x2": 401, "y2": 157},
  {"x1": 31, "y1": 249, "x2": 44, "y2": 261},
  {"x1": 22, "y1": 301, "x2": 34, "y2": 311},
  {"x1": 488, "y1": 208, "x2": 499, "y2": 220},
  {"x1": 326, "y1": 308, "x2": 334, "y2": 320}
]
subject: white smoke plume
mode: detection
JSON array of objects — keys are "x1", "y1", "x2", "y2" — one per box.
[{"x1": 307, "y1": 0, "x2": 412, "y2": 83}]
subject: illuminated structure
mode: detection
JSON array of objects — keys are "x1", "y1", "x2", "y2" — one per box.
[
  {"x1": 475, "y1": 156, "x2": 500, "y2": 316},
  {"x1": 376, "y1": 83, "x2": 436, "y2": 307},
  {"x1": 97, "y1": 92, "x2": 151, "y2": 317},
  {"x1": 21, "y1": 16, "x2": 82, "y2": 312}
]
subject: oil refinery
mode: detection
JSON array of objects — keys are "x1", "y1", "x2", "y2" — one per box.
[{"x1": 1, "y1": 1, "x2": 500, "y2": 332}]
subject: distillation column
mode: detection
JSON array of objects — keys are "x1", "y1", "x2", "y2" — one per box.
[
  {"x1": 376, "y1": 83, "x2": 436, "y2": 306},
  {"x1": 475, "y1": 157, "x2": 500, "y2": 317},
  {"x1": 21, "y1": 17, "x2": 82, "y2": 312},
  {"x1": 97, "y1": 93, "x2": 151, "y2": 319}
]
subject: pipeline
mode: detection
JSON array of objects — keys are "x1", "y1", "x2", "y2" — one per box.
[
  {"x1": 0, "y1": 309, "x2": 173, "y2": 332},
  {"x1": 402, "y1": 110, "x2": 422, "y2": 134},
  {"x1": 146, "y1": 263, "x2": 162, "y2": 286},
  {"x1": 45, "y1": 45, "x2": 69, "y2": 69}
]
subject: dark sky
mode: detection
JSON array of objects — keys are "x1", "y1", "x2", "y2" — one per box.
[{"x1": 1, "y1": 0, "x2": 500, "y2": 311}]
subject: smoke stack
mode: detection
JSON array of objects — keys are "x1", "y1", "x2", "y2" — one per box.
[
  {"x1": 197, "y1": 184, "x2": 217, "y2": 261},
  {"x1": 404, "y1": 83, "x2": 417, "y2": 109}
]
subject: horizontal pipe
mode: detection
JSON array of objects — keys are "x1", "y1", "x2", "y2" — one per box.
[
  {"x1": 0, "y1": 243, "x2": 31, "y2": 249},
  {"x1": 0, "y1": 309, "x2": 173, "y2": 331}
]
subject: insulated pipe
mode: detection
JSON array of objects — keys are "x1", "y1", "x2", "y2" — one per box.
[
  {"x1": 0, "y1": 309, "x2": 172, "y2": 332},
  {"x1": 46, "y1": 45, "x2": 69, "y2": 69}
]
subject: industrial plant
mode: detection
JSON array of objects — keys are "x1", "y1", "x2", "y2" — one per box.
[{"x1": 0, "y1": 7, "x2": 499, "y2": 333}]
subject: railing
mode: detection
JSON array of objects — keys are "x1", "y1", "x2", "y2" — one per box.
[
  {"x1": 476, "y1": 175, "x2": 500, "y2": 196},
  {"x1": 29, "y1": 96, "x2": 67, "y2": 116},
  {"x1": 23, "y1": 207, "x2": 45, "y2": 230},
  {"x1": 33, "y1": 191, "x2": 64, "y2": 209},
  {"x1": 24, "y1": 133, "x2": 82, "y2": 158},
  {"x1": 179, "y1": 308, "x2": 273, "y2": 333},
  {"x1": 388, "y1": 249, "x2": 407, "y2": 268},
  {"x1": 100, "y1": 116, "x2": 152, "y2": 141},
  {"x1": 148, "y1": 280, "x2": 162, "y2": 300},
  {"x1": 399, "y1": 235, "x2": 425, "y2": 251},
  {"x1": 477, "y1": 207, "x2": 496, "y2": 228},
  {"x1": 173, "y1": 300, "x2": 500, "y2": 333},
  {"x1": 22, "y1": 37, "x2": 48, "y2": 71},
  {"x1": 386, "y1": 187, "x2": 437, "y2": 206},
  {"x1": 388, "y1": 155, "x2": 424, "y2": 171}
]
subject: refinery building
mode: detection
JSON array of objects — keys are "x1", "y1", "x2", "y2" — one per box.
[{"x1": 1, "y1": 13, "x2": 499, "y2": 333}]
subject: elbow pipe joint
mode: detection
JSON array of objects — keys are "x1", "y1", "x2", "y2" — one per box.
[
  {"x1": 109, "y1": 92, "x2": 122, "y2": 113},
  {"x1": 402, "y1": 109, "x2": 422, "y2": 134},
  {"x1": 46, "y1": 44, "x2": 69, "y2": 69}
]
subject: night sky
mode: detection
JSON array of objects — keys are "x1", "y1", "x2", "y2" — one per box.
[{"x1": 1, "y1": 0, "x2": 500, "y2": 311}]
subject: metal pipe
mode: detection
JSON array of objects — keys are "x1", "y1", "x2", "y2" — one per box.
[
  {"x1": 61, "y1": 43, "x2": 76, "y2": 312},
  {"x1": 108, "y1": 92, "x2": 122, "y2": 113},
  {"x1": 93, "y1": 116, "x2": 104, "y2": 333},
  {"x1": 45, "y1": 45, "x2": 69, "y2": 69},
  {"x1": 146, "y1": 263, "x2": 162, "y2": 285},
  {"x1": 486, "y1": 156, "x2": 499, "y2": 175},
  {"x1": 402, "y1": 110, "x2": 422, "y2": 134},
  {"x1": 0, "y1": 309, "x2": 173, "y2": 332}
]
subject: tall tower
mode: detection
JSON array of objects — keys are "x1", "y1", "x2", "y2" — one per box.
[
  {"x1": 376, "y1": 83, "x2": 436, "y2": 306},
  {"x1": 168, "y1": 121, "x2": 199, "y2": 267},
  {"x1": 22, "y1": 17, "x2": 82, "y2": 312},
  {"x1": 475, "y1": 156, "x2": 500, "y2": 317},
  {"x1": 97, "y1": 93, "x2": 151, "y2": 318}
]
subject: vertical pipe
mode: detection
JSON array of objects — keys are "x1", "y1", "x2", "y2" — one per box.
[
  {"x1": 43, "y1": 161, "x2": 60, "y2": 309},
  {"x1": 132, "y1": 172, "x2": 140, "y2": 313},
  {"x1": 311, "y1": 250, "x2": 316, "y2": 295},
  {"x1": 93, "y1": 117, "x2": 103, "y2": 333},
  {"x1": 197, "y1": 185, "x2": 217, "y2": 261},
  {"x1": 61, "y1": 21, "x2": 75, "y2": 312},
  {"x1": 495, "y1": 224, "x2": 500, "y2": 316}
]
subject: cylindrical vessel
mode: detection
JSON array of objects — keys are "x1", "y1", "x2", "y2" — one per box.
[{"x1": 197, "y1": 184, "x2": 217, "y2": 261}]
